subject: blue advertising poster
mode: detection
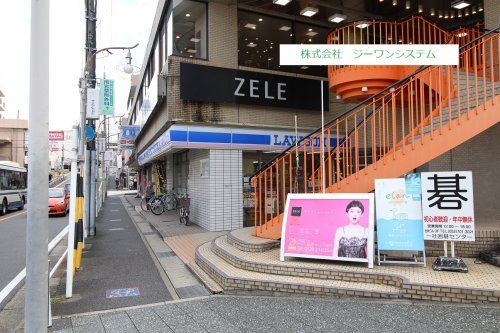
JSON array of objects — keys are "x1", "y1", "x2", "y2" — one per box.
[{"x1": 375, "y1": 178, "x2": 424, "y2": 251}]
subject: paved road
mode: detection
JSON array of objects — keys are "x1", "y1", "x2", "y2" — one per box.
[
  {"x1": 0, "y1": 206, "x2": 68, "y2": 300},
  {"x1": 49, "y1": 295, "x2": 500, "y2": 333}
]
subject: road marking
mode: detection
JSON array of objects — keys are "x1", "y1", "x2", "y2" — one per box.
[
  {"x1": 110, "y1": 209, "x2": 119, "y2": 212},
  {"x1": 105, "y1": 287, "x2": 140, "y2": 299},
  {"x1": 0, "y1": 211, "x2": 27, "y2": 223},
  {"x1": 109, "y1": 228, "x2": 125, "y2": 231},
  {"x1": 109, "y1": 219, "x2": 122, "y2": 222}
]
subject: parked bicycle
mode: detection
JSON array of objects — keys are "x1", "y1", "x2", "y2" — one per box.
[
  {"x1": 177, "y1": 193, "x2": 190, "y2": 225},
  {"x1": 140, "y1": 184, "x2": 164, "y2": 215},
  {"x1": 159, "y1": 189, "x2": 178, "y2": 211},
  {"x1": 140, "y1": 194, "x2": 164, "y2": 215}
]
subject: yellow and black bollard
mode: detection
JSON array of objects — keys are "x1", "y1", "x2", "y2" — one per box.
[{"x1": 73, "y1": 173, "x2": 84, "y2": 272}]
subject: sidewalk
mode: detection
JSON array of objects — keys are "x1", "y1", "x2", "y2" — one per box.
[
  {"x1": 49, "y1": 294, "x2": 500, "y2": 333},
  {"x1": 51, "y1": 194, "x2": 174, "y2": 316},
  {"x1": 125, "y1": 196, "x2": 226, "y2": 265},
  {"x1": 122, "y1": 196, "x2": 218, "y2": 297}
]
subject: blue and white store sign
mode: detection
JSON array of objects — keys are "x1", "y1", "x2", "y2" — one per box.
[{"x1": 138, "y1": 124, "x2": 341, "y2": 166}]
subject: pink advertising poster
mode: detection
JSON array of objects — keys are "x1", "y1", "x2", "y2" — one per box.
[{"x1": 280, "y1": 193, "x2": 375, "y2": 268}]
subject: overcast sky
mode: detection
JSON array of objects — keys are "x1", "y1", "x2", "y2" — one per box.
[{"x1": 0, "y1": 0, "x2": 158, "y2": 135}]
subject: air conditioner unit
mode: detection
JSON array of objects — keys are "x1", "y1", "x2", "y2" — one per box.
[
  {"x1": 158, "y1": 74, "x2": 167, "y2": 97},
  {"x1": 160, "y1": 60, "x2": 168, "y2": 76}
]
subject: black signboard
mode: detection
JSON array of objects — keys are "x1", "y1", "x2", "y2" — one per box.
[{"x1": 180, "y1": 63, "x2": 329, "y2": 111}]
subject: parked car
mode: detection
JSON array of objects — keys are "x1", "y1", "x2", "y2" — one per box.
[{"x1": 48, "y1": 188, "x2": 69, "y2": 217}]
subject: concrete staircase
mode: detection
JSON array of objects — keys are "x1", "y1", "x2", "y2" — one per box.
[{"x1": 193, "y1": 228, "x2": 500, "y2": 303}]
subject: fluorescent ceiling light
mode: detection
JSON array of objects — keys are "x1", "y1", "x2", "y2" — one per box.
[
  {"x1": 306, "y1": 31, "x2": 318, "y2": 37},
  {"x1": 300, "y1": 66, "x2": 309, "y2": 69},
  {"x1": 273, "y1": 0, "x2": 291, "y2": 5},
  {"x1": 456, "y1": 32, "x2": 468, "y2": 37},
  {"x1": 356, "y1": 23, "x2": 370, "y2": 29},
  {"x1": 300, "y1": 7, "x2": 319, "y2": 17},
  {"x1": 187, "y1": 49, "x2": 197, "y2": 53},
  {"x1": 244, "y1": 23, "x2": 256, "y2": 29},
  {"x1": 279, "y1": 25, "x2": 291, "y2": 31},
  {"x1": 247, "y1": 43, "x2": 257, "y2": 47},
  {"x1": 451, "y1": 1, "x2": 470, "y2": 9},
  {"x1": 190, "y1": 37, "x2": 200, "y2": 42},
  {"x1": 328, "y1": 13, "x2": 346, "y2": 23}
]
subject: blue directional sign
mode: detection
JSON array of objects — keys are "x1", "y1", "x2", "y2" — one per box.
[{"x1": 85, "y1": 125, "x2": 95, "y2": 142}]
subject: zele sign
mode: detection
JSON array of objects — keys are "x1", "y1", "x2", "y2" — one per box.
[
  {"x1": 180, "y1": 63, "x2": 328, "y2": 111},
  {"x1": 234, "y1": 78, "x2": 287, "y2": 101}
]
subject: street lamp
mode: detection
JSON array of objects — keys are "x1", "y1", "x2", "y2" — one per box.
[{"x1": 123, "y1": 50, "x2": 134, "y2": 74}]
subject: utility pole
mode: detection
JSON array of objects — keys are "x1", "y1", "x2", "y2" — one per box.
[
  {"x1": 25, "y1": 0, "x2": 49, "y2": 330},
  {"x1": 84, "y1": 0, "x2": 97, "y2": 236}
]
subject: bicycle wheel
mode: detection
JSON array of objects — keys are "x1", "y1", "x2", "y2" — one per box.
[
  {"x1": 150, "y1": 198, "x2": 164, "y2": 215},
  {"x1": 179, "y1": 208, "x2": 185, "y2": 224},
  {"x1": 164, "y1": 195, "x2": 173, "y2": 211},
  {"x1": 170, "y1": 195, "x2": 178, "y2": 210},
  {"x1": 140, "y1": 197, "x2": 149, "y2": 211}
]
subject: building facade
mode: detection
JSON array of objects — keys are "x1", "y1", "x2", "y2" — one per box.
[
  {"x1": 127, "y1": 0, "x2": 498, "y2": 255},
  {"x1": 0, "y1": 119, "x2": 28, "y2": 167}
]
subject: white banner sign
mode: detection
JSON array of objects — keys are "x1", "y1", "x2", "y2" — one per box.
[
  {"x1": 421, "y1": 171, "x2": 475, "y2": 242},
  {"x1": 86, "y1": 88, "x2": 100, "y2": 119},
  {"x1": 96, "y1": 138, "x2": 105, "y2": 152},
  {"x1": 280, "y1": 44, "x2": 459, "y2": 66},
  {"x1": 104, "y1": 150, "x2": 113, "y2": 161}
]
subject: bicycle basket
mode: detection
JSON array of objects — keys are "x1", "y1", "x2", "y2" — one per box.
[{"x1": 178, "y1": 197, "x2": 190, "y2": 208}]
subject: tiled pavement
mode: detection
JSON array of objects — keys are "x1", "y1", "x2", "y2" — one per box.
[{"x1": 49, "y1": 295, "x2": 500, "y2": 333}]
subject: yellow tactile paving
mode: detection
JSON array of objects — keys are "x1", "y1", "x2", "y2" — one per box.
[
  {"x1": 165, "y1": 231, "x2": 227, "y2": 264},
  {"x1": 165, "y1": 234, "x2": 201, "y2": 264},
  {"x1": 198, "y1": 242, "x2": 400, "y2": 294},
  {"x1": 216, "y1": 236, "x2": 500, "y2": 291}
]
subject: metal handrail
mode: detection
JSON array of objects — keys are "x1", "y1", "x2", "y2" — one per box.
[
  {"x1": 252, "y1": 26, "x2": 499, "y2": 237},
  {"x1": 251, "y1": 23, "x2": 497, "y2": 180}
]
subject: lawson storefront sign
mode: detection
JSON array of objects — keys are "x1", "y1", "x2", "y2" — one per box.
[{"x1": 138, "y1": 124, "x2": 341, "y2": 165}]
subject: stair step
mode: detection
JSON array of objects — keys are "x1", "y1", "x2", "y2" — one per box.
[
  {"x1": 227, "y1": 227, "x2": 280, "y2": 252},
  {"x1": 196, "y1": 241, "x2": 400, "y2": 298},
  {"x1": 187, "y1": 260, "x2": 224, "y2": 294},
  {"x1": 213, "y1": 235, "x2": 400, "y2": 287}
]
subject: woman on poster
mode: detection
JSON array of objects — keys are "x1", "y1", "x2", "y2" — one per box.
[{"x1": 333, "y1": 200, "x2": 368, "y2": 258}]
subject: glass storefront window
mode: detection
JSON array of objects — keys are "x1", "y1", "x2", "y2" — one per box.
[
  {"x1": 238, "y1": 11, "x2": 292, "y2": 71},
  {"x1": 238, "y1": 10, "x2": 329, "y2": 78},
  {"x1": 172, "y1": 0, "x2": 207, "y2": 59}
]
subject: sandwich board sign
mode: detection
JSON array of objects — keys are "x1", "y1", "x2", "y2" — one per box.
[{"x1": 375, "y1": 175, "x2": 425, "y2": 266}]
